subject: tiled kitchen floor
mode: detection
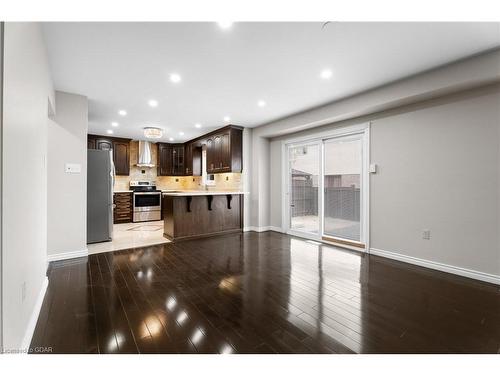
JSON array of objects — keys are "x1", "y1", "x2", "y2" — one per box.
[{"x1": 87, "y1": 221, "x2": 170, "y2": 255}]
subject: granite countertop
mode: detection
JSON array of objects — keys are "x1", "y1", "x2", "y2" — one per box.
[{"x1": 161, "y1": 190, "x2": 248, "y2": 196}]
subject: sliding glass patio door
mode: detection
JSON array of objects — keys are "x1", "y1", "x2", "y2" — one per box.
[
  {"x1": 288, "y1": 142, "x2": 321, "y2": 236},
  {"x1": 323, "y1": 135, "x2": 363, "y2": 242},
  {"x1": 285, "y1": 126, "x2": 368, "y2": 248}
]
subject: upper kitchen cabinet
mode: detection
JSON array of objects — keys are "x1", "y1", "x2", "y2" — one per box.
[
  {"x1": 157, "y1": 142, "x2": 171, "y2": 176},
  {"x1": 87, "y1": 134, "x2": 131, "y2": 175},
  {"x1": 205, "y1": 125, "x2": 243, "y2": 174},
  {"x1": 113, "y1": 140, "x2": 130, "y2": 176},
  {"x1": 185, "y1": 141, "x2": 202, "y2": 176},
  {"x1": 171, "y1": 144, "x2": 185, "y2": 176},
  {"x1": 157, "y1": 143, "x2": 185, "y2": 176},
  {"x1": 87, "y1": 138, "x2": 96, "y2": 149}
]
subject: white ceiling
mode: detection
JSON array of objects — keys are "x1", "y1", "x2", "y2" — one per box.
[{"x1": 42, "y1": 22, "x2": 500, "y2": 142}]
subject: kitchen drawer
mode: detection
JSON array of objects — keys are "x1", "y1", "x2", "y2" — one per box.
[
  {"x1": 114, "y1": 195, "x2": 132, "y2": 201},
  {"x1": 115, "y1": 210, "x2": 131, "y2": 216},
  {"x1": 115, "y1": 202, "x2": 132, "y2": 208},
  {"x1": 115, "y1": 212, "x2": 131, "y2": 218},
  {"x1": 114, "y1": 213, "x2": 132, "y2": 223}
]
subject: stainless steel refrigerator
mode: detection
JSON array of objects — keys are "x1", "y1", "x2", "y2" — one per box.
[{"x1": 87, "y1": 149, "x2": 114, "y2": 243}]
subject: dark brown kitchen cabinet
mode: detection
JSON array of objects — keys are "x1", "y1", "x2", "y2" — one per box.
[
  {"x1": 157, "y1": 143, "x2": 171, "y2": 176},
  {"x1": 87, "y1": 134, "x2": 131, "y2": 176},
  {"x1": 185, "y1": 142, "x2": 202, "y2": 176},
  {"x1": 206, "y1": 138, "x2": 214, "y2": 173},
  {"x1": 87, "y1": 138, "x2": 96, "y2": 149},
  {"x1": 205, "y1": 126, "x2": 242, "y2": 174},
  {"x1": 184, "y1": 142, "x2": 193, "y2": 175},
  {"x1": 157, "y1": 143, "x2": 185, "y2": 176},
  {"x1": 171, "y1": 144, "x2": 185, "y2": 175},
  {"x1": 113, "y1": 140, "x2": 130, "y2": 176},
  {"x1": 113, "y1": 192, "x2": 132, "y2": 223},
  {"x1": 221, "y1": 131, "x2": 232, "y2": 171}
]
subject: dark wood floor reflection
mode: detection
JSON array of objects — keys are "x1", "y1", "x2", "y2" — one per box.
[{"x1": 30, "y1": 232, "x2": 500, "y2": 353}]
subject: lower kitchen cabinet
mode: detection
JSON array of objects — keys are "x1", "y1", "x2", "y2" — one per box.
[{"x1": 113, "y1": 192, "x2": 132, "y2": 223}]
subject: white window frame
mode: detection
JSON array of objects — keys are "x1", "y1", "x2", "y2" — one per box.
[{"x1": 281, "y1": 122, "x2": 370, "y2": 251}]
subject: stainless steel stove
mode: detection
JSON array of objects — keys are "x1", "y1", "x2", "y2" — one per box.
[{"x1": 130, "y1": 181, "x2": 161, "y2": 222}]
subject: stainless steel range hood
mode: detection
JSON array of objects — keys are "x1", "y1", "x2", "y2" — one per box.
[{"x1": 136, "y1": 141, "x2": 155, "y2": 167}]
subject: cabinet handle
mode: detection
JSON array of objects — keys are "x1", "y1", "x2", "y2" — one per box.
[{"x1": 220, "y1": 162, "x2": 222, "y2": 168}]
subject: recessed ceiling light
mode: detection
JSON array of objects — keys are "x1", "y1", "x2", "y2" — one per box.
[
  {"x1": 217, "y1": 22, "x2": 233, "y2": 30},
  {"x1": 195, "y1": 123, "x2": 202, "y2": 129},
  {"x1": 320, "y1": 69, "x2": 333, "y2": 80},
  {"x1": 223, "y1": 116, "x2": 231, "y2": 123},
  {"x1": 118, "y1": 110, "x2": 127, "y2": 116},
  {"x1": 179, "y1": 131, "x2": 185, "y2": 136},
  {"x1": 148, "y1": 99, "x2": 158, "y2": 107},
  {"x1": 111, "y1": 122, "x2": 119, "y2": 127},
  {"x1": 169, "y1": 137, "x2": 174, "y2": 142},
  {"x1": 107, "y1": 129, "x2": 113, "y2": 134},
  {"x1": 170, "y1": 73, "x2": 181, "y2": 83},
  {"x1": 257, "y1": 100, "x2": 266, "y2": 107}
]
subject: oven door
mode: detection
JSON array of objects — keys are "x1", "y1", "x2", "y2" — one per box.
[{"x1": 133, "y1": 192, "x2": 161, "y2": 212}]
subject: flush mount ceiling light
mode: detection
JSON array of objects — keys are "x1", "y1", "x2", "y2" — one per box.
[
  {"x1": 223, "y1": 116, "x2": 231, "y2": 123},
  {"x1": 111, "y1": 122, "x2": 119, "y2": 127},
  {"x1": 169, "y1": 73, "x2": 181, "y2": 83},
  {"x1": 217, "y1": 21, "x2": 233, "y2": 30},
  {"x1": 179, "y1": 131, "x2": 185, "y2": 136},
  {"x1": 195, "y1": 123, "x2": 202, "y2": 128},
  {"x1": 169, "y1": 137, "x2": 174, "y2": 142},
  {"x1": 320, "y1": 69, "x2": 333, "y2": 80},
  {"x1": 143, "y1": 127, "x2": 163, "y2": 139},
  {"x1": 148, "y1": 99, "x2": 158, "y2": 107},
  {"x1": 257, "y1": 100, "x2": 266, "y2": 107},
  {"x1": 107, "y1": 129, "x2": 114, "y2": 134},
  {"x1": 118, "y1": 110, "x2": 127, "y2": 116}
]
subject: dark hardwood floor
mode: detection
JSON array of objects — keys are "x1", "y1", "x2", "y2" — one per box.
[{"x1": 30, "y1": 231, "x2": 500, "y2": 354}]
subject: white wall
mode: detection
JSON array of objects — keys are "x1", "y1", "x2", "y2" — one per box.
[
  {"x1": 47, "y1": 91, "x2": 88, "y2": 259},
  {"x1": 268, "y1": 85, "x2": 500, "y2": 280},
  {"x1": 242, "y1": 127, "x2": 253, "y2": 228},
  {"x1": 0, "y1": 21, "x2": 4, "y2": 350},
  {"x1": 2, "y1": 22, "x2": 54, "y2": 350}
]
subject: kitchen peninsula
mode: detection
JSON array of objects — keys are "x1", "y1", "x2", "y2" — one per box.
[{"x1": 162, "y1": 190, "x2": 245, "y2": 241}]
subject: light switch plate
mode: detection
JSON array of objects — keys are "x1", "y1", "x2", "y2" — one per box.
[
  {"x1": 65, "y1": 163, "x2": 81, "y2": 174},
  {"x1": 369, "y1": 163, "x2": 377, "y2": 173}
]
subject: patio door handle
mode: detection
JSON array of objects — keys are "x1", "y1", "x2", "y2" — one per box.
[{"x1": 290, "y1": 204, "x2": 295, "y2": 207}]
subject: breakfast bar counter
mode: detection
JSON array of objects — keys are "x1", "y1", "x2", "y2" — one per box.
[{"x1": 162, "y1": 191, "x2": 246, "y2": 241}]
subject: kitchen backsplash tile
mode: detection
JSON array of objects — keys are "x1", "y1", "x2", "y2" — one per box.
[{"x1": 114, "y1": 141, "x2": 243, "y2": 191}]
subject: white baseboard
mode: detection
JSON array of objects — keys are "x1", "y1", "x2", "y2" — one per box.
[
  {"x1": 370, "y1": 247, "x2": 500, "y2": 286},
  {"x1": 268, "y1": 226, "x2": 285, "y2": 233},
  {"x1": 243, "y1": 226, "x2": 283, "y2": 233},
  {"x1": 47, "y1": 248, "x2": 88, "y2": 262},
  {"x1": 244, "y1": 226, "x2": 267, "y2": 232},
  {"x1": 21, "y1": 276, "x2": 49, "y2": 351}
]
